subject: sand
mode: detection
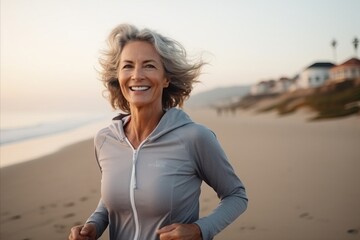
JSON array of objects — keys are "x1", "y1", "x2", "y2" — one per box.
[{"x1": 1, "y1": 109, "x2": 360, "y2": 240}]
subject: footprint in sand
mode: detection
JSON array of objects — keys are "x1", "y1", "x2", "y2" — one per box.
[
  {"x1": 79, "y1": 196, "x2": 89, "y2": 202},
  {"x1": 239, "y1": 226, "x2": 256, "y2": 231},
  {"x1": 39, "y1": 203, "x2": 58, "y2": 211},
  {"x1": 63, "y1": 213, "x2": 76, "y2": 219},
  {"x1": 64, "y1": 202, "x2": 75, "y2": 208},
  {"x1": 54, "y1": 223, "x2": 67, "y2": 233},
  {"x1": 347, "y1": 228, "x2": 359, "y2": 235},
  {"x1": 0, "y1": 214, "x2": 21, "y2": 223},
  {"x1": 9, "y1": 214, "x2": 22, "y2": 221},
  {"x1": 299, "y1": 212, "x2": 313, "y2": 220}
]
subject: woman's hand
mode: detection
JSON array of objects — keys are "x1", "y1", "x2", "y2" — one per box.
[
  {"x1": 68, "y1": 223, "x2": 97, "y2": 240},
  {"x1": 157, "y1": 223, "x2": 202, "y2": 240}
]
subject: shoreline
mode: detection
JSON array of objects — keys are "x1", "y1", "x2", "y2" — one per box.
[{"x1": 0, "y1": 119, "x2": 111, "y2": 168}]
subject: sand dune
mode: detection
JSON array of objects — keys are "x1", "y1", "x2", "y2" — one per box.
[{"x1": 1, "y1": 109, "x2": 359, "y2": 240}]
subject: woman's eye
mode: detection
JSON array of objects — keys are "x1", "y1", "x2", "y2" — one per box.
[
  {"x1": 122, "y1": 64, "x2": 133, "y2": 69},
  {"x1": 145, "y1": 64, "x2": 156, "y2": 69}
]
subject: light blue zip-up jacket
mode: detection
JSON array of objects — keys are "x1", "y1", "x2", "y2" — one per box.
[{"x1": 86, "y1": 108, "x2": 248, "y2": 240}]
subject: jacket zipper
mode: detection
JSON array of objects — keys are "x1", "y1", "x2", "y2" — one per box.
[{"x1": 125, "y1": 138, "x2": 147, "y2": 240}]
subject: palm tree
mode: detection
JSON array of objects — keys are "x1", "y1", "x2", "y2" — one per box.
[
  {"x1": 353, "y1": 37, "x2": 359, "y2": 57},
  {"x1": 331, "y1": 39, "x2": 337, "y2": 63}
]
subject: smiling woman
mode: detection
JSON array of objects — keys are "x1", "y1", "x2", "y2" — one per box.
[
  {"x1": 118, "y1": 41, "x2": 170, "y2": 112},
  {"x1": 99, "y1": 24, "x2": 204, "y2": 112},
  {"x1": 68, "y1": 23, "x2": 248, "y2": 240}
]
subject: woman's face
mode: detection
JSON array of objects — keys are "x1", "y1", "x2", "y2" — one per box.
[{"x1": 118, "y1": 41, "x2": 169, "y2": 111}]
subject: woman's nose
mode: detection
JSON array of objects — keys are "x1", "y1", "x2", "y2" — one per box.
[{"x1": 131, "y1": 66, "x2": 145, "y2": 80}]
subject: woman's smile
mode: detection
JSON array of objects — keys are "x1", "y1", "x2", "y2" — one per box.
[{"x1": 129, "y1": 86, "x2": 151, "y2": 91}]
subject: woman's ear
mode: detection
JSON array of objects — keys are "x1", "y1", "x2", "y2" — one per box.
[{"x1": 163, "y1": 78, "x2": 170, "y2": 88}]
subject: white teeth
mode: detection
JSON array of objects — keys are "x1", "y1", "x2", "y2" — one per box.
[{"x1": 130, "y1": 86, "x2": 150, "y2": 91}]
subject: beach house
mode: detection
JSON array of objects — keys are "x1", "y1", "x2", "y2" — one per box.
[
  {"x1": 250, "y1": 77, "x2": 297, "y2": 95},
  {"x1": 250, "y1": 80, "x2": 276, "y2": 95},
  {"x1": 296, "y1": 62, "x2": 335, "y2": 89},
  {"x1": 273, "y1": 77, "x2": 296, "y2": 93},
  {"x1": 329, "y1": 57, "x2": 360, "y2": 83}
]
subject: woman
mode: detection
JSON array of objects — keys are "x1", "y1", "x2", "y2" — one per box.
[{"x1": 69, "y1": 24, "x2": 247, "y2": 240}]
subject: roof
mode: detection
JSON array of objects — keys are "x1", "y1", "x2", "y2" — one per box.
[
  {"x1": 336, "y1": 57, "x2": 360, "y2": 67},
  {"x1": 330, "y1": 57, "x2": 360, "y2": 72},
  {"x1": 307, "y1": 62, "x2": 335, "y2": 69}
]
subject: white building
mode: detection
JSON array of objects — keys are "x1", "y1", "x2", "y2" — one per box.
[
  {"x1": 250, "y1": 80, "x2": 276, "y2": 95},
  {"x1": 297, "y1": 62, "x2": 335, "y2": 89},
  {"x1": 251, "y1": 77, "x2": 296, "y2": 95},
  {"x1": 273, "y1": 77, "x2": 295, "y2": 93}
]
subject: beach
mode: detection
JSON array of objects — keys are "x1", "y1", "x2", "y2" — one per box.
[{"x1": 1, "y1": 109, "x2": 360, "y2": 240}]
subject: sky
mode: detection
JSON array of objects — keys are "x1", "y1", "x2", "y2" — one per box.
[{"x1": 1, "y1": 0, "x2": 359, "y2": 114}]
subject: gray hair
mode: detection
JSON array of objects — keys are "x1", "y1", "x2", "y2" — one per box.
[{"x1": 99, "y1": 23, "x2": 205, "y2": 112}]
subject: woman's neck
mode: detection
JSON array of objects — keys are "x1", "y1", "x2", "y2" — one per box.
[{"x1": 125, "y1": 107, "x2": 164, "y2": 149}]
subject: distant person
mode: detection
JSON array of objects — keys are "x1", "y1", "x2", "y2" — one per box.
[{"x1": 68, "y1": 23, "x2": 247, "y2": 240}]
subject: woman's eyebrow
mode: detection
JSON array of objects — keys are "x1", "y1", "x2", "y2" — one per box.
[
  {"x1": 121, "y1": 59, "x2": 158, "y2": 64},
  {"x1": 121, "y1": 60, "x2": 133, "y2": 64},
  {"x1": 143, "y1": 59, "x2": 159, "y2": 64}
]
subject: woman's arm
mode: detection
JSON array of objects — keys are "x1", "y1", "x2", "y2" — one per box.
[
  {"x1": 192, "y1": 125, "x2": 248, "y2": 239},
  {"x1": 85, "y1": 198, "x2": 109, "y2": 239}
]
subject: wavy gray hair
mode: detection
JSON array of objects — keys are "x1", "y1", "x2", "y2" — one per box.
[{"x1": 99, "y1": 23, "x2": 205, "y2": 112}]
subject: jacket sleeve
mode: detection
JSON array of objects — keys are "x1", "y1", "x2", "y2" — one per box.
[
  {"x1": 191, "y1": 125, "x2": 248, "y2": 240},
  {"x1": 85, "y1": 130, "x2": 109, "y2": 238},
  {"x1": 85, "y1": 198, "x2": 109, "y2": 239}
]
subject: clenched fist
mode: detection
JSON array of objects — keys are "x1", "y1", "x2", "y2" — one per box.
[
  {"x1": 157, "y1": 223, "x2": 202, "y2": 240},
  {"x1": 68, "y1": 223, "x2": 96, "y2": 240}
]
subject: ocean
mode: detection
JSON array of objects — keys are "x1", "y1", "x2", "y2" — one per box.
[
  {"x1": 0, "y1": 112, "x2": 109, "y2": 145},
  {"x1": 0, "y1": 111, "x2": 114, "y2": 167}
]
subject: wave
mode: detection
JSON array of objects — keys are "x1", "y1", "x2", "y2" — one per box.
[{"x1": 0, "y1": 114, "x2": 107, "y2": 145}]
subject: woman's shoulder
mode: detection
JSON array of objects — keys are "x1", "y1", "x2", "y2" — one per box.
[
  {"x1": 94, "y1": 125, "x2": 112, "y2": 148},
  {"x1": 180, "y1": 122, "x2": 216, "y2": 140},
  {"x1": 95, "y1": 125, "x2": 112, "y2": 137}
]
